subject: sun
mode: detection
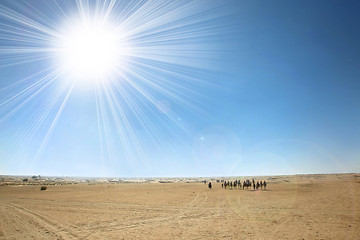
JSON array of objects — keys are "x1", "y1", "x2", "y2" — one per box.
[{"x1": 55, "y1": 18, "x2": 127, "y2": 83}]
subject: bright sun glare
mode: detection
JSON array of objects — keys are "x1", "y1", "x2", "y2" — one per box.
[{"x1": 57, "y1": 19, "x2": 126, "y2": 83}]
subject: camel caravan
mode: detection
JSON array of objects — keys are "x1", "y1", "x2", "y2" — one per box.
[{"x1": 206, "y1": 179, "x2": 267, "y2": 190}]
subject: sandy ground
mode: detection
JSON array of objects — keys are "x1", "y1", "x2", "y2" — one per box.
[{"x1": 0, "y1": 174, "x2": 359, "y2": 240}]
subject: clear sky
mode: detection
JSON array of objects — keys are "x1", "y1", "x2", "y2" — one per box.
[{"x1": 0, "y1": 0, "x2": 359, "y2": 177}]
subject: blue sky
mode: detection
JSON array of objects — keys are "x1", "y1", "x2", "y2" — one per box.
[{"x1": 0, "y1": 0, "x2": 359, "y2": 177}]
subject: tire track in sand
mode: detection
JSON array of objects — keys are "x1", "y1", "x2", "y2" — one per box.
[
  {"x1": 0, "y1": 203, "x2": 56, "y2": 239},
  {"x1": 1, "y1": 202, "x2": 79, "y2": 239},
  {"x1": 82, "y1": 191, "x2": 209, "y2": 239}
]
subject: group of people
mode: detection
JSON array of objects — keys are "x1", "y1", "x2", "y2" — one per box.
[{"x1": 206, "y1": 179, "x2": 267, "y2": 190}]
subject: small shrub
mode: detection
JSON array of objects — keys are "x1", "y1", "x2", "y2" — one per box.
[{"x1": 40, "y1": 186, "x2": 47, "y2": 191}]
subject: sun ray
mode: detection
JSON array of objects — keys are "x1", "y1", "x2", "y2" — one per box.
[
  {"x1": 33, "y1": 79, "x2": 76, "y2": 162},
  {"x1": 95, "y1": 85, "x2": 108, "y2": 169},
  {"x1": 0, "y1": 4, "x2": 60, "y2": 39},
  {"x1": 0, "y1": 68, "x2": 65, "y2": 120},
  {"x1": 0, "y1": 65, "x2": 55, "y2": 93},
  {"x1": 4, "y1": 70, "x2": 72, "y2": 170},
  {"x1": 0, "y1": 0, "x2": 233, "y2": 175}
]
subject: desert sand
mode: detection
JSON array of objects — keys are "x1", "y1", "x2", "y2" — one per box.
[{"x1": 0, "y1": 173, "x2": 359, "y2": 239}]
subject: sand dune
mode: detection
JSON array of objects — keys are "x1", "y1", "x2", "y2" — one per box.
[{"x1": 0, "y1": 173, "x2": 359, "y2": 239}]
